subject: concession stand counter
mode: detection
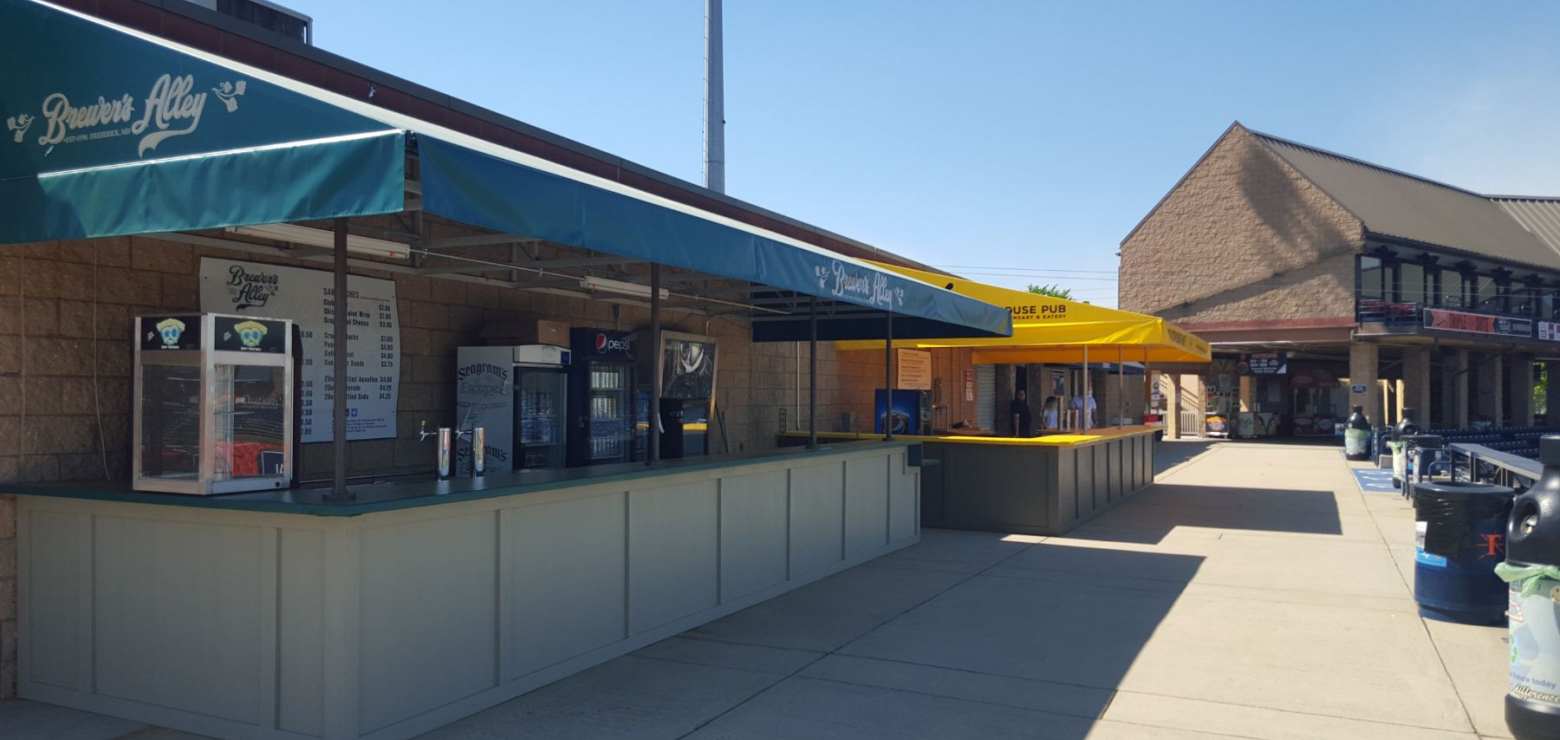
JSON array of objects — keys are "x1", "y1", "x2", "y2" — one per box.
[
  {"x1": 830, "y1": 264, "x2": 1213, "y2": 535},
  {"x1": 0, "y1": 4, "x2": 1013, "y2": 740}
]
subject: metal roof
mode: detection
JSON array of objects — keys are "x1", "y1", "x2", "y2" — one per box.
[
  {"x1": 1249, "y1": 128, "x2": 1560, "y2": 271},
  {"x1": 1491, "y1": 197, "x2": 1560, "y2": 266}
]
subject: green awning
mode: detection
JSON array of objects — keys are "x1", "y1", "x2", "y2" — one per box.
[
  {"x1": 0, "y1": 0, "x2": 406, "y2": 243},
  {"x1": 0, "y1": 0, "x2": 1010, "y2": 340}
]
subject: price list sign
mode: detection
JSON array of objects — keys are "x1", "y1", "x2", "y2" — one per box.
[{"x1": 200, "y1": 257, "x2": 401, "y2": 442}]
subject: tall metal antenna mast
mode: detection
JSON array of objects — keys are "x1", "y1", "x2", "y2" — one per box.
[{"x1": 704, "y1": 0, "x2": 725, "y2": 192}]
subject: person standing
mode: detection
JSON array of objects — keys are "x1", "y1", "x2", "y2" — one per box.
[
  {"x1": 1071, "y1": 390, "x2": 1098, "y2": 431},
  {"x1": 1010, "y1": 389, "x2": 1034, "y2": 437}
]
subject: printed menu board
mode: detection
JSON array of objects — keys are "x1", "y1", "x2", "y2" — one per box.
[
  {"x1": 200, "y1": 257, "x2": 400, "y2": 442},
  {"x1": 896, "y1": 349, "x2": 933, "y2": 391}
]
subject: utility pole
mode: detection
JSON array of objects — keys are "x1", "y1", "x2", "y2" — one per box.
[{"x1": 704, "y1": 0, "x2": 725, "y2": 192}]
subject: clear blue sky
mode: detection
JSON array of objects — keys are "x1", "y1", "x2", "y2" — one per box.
[{"x1": 302, "y1": 1, "x2": 1560, "y2": 307}]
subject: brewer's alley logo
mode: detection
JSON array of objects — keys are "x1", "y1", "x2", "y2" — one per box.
[
  {"x1": 225, "y1": 264, "x2": 279, "y2": 309},
  {"x1": 814, "y1": 260, "x2": 905, "y2": 309},
  {"x1": 6, "y1": 73, "x2": 246, "y2": 156}
]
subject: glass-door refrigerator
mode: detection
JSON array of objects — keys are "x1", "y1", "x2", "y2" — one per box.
[
  {"x1": 514, "y1": 346, "x2": 569, "y2": 469},
  {"x1": 567, "y1": 329, "x2": 640, "y2": 467}
]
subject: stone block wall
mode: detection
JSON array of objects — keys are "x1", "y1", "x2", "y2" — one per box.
[{"x1": 1119, "y1": 125, "x2": 1365, "y2": 324}]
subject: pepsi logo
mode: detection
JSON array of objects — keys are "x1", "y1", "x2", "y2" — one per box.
[{"x1": 593, "y1": 333, "x2": 633, "y2": 354}]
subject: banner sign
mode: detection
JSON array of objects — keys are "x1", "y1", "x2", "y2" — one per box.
[
  {"x1": 1539, "y1": 321, "x2": 1560, "y2": 342},
  {"x1": 1237, "y1": 352, "x2": 1287, "y2": 375},
  {"x1": 1423, "y1": 308, "x2": 1531, "y2": 338},
  {"x1": 200, "y1": 258, "x2": 400, "y2": 442},
  {"x1": 896, "y1": 349, "x2": 933, "y2": 391},
  {"x1": 661, "y1": 334, "x2": 717, "y2": 400},
  {"x1": 0, "y1": 0, "x2": 394, "y2": 182}
]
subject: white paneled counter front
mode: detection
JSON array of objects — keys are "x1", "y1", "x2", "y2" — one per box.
[{"x1": 11, "y1": 442, "x2": 920, "y2": 740}]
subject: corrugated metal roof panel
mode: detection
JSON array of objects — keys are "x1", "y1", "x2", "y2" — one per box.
[
  {"x1": 1492, "y1": 198, "x2": 1560, "y2": 266},
  {"x1": 1251, "y1": 130, "x2": 1560, "y2": 270}
]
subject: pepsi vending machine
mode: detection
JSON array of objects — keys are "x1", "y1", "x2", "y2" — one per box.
[
  {"x1": 567, "y1": 329, "x2": 640, "y2": 467},
  {"x1": 875, "y1": 389, "x2": 931, "y2": 436}
]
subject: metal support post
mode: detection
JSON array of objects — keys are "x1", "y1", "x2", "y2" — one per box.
[
  {"x1": 884, "y1": 312, "x2": 894, "y2": 441},
  {"x1": 648, "y1": 264, "x2": 662, "y2": 465},
  {"x1": 809, "y1": 297, "x2": 818, "y2": 449},
  {"x1": 327, "y1": 217, "x2": 351, "y2": 500}
]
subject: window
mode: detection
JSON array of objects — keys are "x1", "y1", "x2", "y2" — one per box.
[
  {"x1": 1478, "y1": 276, "x2": 1499, "y2": 310},
  {"x1": 975, "y1": 365, "x2": 996, "y2": 430},
  {"x1": 1513, "y1": 286, "x2": 1537, "y2": 316},
  {"x1": 1358, "y1": 256, "x2": 1385, "y2": 299},
  {"x1": 1399, "y1": 263, "x2": 1424, "y2": 304}
]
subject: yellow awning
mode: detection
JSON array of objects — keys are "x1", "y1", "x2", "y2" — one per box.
[{"x1": 835, "y1": 263, "x2": 1212, "y2": 364}]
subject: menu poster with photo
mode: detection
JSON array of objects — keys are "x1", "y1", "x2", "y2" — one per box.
[{"x1": 200, "y1": 257, "x2": 400, "y2": 442}]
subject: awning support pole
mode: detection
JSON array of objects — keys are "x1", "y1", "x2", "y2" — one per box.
[
  {"x1": 327, "y1": 217, "x2": 351, "y2": 501},
  {"x1": 1144, "y1": 348, "x2": 1151, "y2": 430},
  {"x1": 648, "y1": 264, "x2": 662, "y2": 466},
  {"x1": 1119, "y1": 346, "x2": 1125, "y2": 428},
  {"x1": 1082, "y1": 346, "x2": 1090, "y2": 433},
  {"x1": 809, "y1": 297, "x2": 818, "y2": 449},
  {"x1": 884, "y1": 312, "x2": 894, "y2": 441}
]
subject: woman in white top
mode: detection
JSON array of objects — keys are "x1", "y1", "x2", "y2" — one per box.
[{"x1": 1041, "y1": 396, "x2": 1060, "y2": 430}]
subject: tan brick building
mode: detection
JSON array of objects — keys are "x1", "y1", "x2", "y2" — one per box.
[{"x1": 1121, "y1": 123, "x2": 1560, "y2": 437}]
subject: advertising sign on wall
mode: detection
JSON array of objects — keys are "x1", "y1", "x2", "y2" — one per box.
[
  {"x1": 1424, "y1": 308, "x2": 1532, "y2": 339},
  {"x1": 895, "y1": 349, "x2": 933, "y2": 391},
  {"x1": 1237, "y1": 351, "x2": 1287, "y2": 375},
  {"x1": 200, "y1": 258, "x2": 400, "y2": 442},
  {"x1": 1539, "y1": 321, "x2": 1560, "y2": 342},
  {"x1": 661, "y1": 333, "x2": 717, "y2": 400}
]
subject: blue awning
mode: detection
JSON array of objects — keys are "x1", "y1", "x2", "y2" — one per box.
[{"x1": 0, "y1": 0, "x2": 1010, "y2": 341}]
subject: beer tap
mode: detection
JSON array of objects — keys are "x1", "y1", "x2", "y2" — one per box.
[{"x1": 418, "y1": 420, "x2": 453, "y2": 480}]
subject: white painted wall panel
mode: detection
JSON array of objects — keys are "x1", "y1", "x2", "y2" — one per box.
[
  {"x1": 718, "y1": 470, "x2": 789, "y2": 602},
  {"x1": 508, "y1": 492, "x2": 627, "y2": 679},
  {"x1": 93, "y1": 517, "x2": 266, "y2": 725},
  {"x1": 278, "y1": 528, "x2": 325, "y2": 738},
  {"x1": 844, "y1": 458, "x2": 889, "y2": 557},
  {"x1": 788, "y1": 462, "x2": 844, "y2": 577},
  {"x1": 359, "y1": 513, "x2": 498, "y2": 733},
  {"x1": 887, "y1": 452, "x2": 918, "y2": 543},
  {"x1": 628, "y1": 480, "x2": 719, "y2": 634},
  {"x1": 25, "y1": 510, "x2": 86, "y2": 691}
]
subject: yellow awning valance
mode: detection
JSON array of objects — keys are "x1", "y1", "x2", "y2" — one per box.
[{"x1": 835, "y1": 263, "x2": 1212, "y2": 364}]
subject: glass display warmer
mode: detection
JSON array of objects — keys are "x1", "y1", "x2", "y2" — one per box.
[{"x1": 134, "y1": 313, "x2": 294, "y2": 495}]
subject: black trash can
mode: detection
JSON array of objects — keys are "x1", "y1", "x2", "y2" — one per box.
[{"x1": 1413, "y1": 480, "x2": 1515, "y2": 625}]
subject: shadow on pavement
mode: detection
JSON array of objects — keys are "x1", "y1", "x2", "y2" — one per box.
[
  {"x1": 1064, "y1": 484, "x2": 1343, "y2": 545},
  {"x1": 1154, "y1": 439, "x2": 1218, "y2": 476}
]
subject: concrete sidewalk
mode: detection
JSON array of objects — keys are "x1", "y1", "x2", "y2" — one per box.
[{"x1": 0, "y1": 440, "x2": 1514, "y2": 739}]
